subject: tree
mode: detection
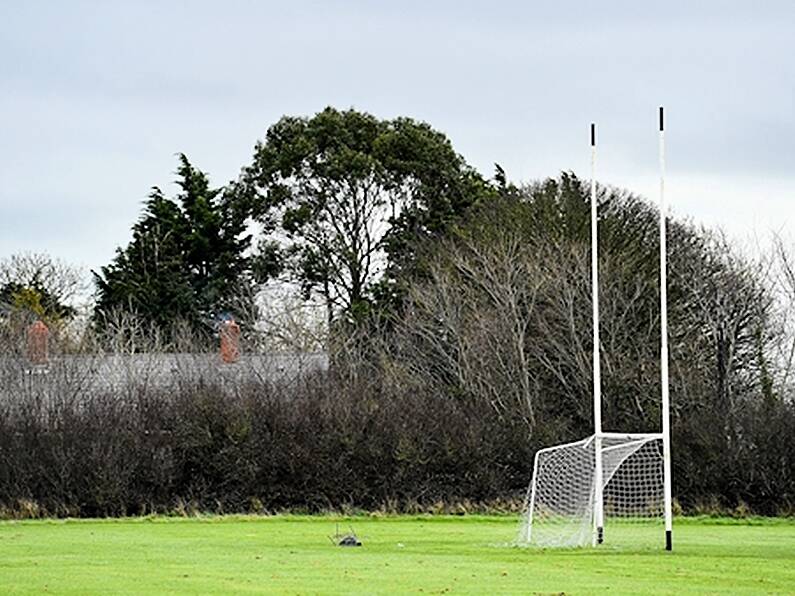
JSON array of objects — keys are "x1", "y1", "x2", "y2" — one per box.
[
  {"x1": 242, "y1": 107, "x2": 491, "y2": 328},
  {"x1": 389, "y1": 174, "x2": 775, "y2": 444},
  {"x1": 396, "y1": 226, "x2": 544, "y2": 425},
  {"x1": 93, "y1": 155, "x2": 258, "y2": 339},
  {"x1": 0, "y1": 252, "x2": 83, "y2": 324}
]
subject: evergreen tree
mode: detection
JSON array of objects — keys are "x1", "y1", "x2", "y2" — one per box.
[{"x1": 93, "y1": 155, "x2": 257, "y2": 337}]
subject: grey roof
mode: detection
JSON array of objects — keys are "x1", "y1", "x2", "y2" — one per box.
[{"x1": 0, "y1": 352, "x2": 328, "y2": 404}]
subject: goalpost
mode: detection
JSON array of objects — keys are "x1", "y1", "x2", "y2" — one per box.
[{"x1": 517, "y1": 108, "x2": 673, "y2": 550}]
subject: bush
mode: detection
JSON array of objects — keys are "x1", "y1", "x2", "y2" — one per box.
[
  {"x1": 0, "y1": 356, "x2": 791, "y2": 518},
  {"x1": 0, "y1": 360, "x2": 541, "y2": 517}
]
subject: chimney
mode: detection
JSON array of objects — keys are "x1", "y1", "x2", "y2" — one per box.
[
  {"x1": 27, "y1": 320, "x2": 49, "y2": 365},
  {"x1": 220, "y1": 319, "x2": 240, "y2": 364}
]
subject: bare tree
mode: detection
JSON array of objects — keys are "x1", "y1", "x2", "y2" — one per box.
[
  {"x1": 395, "y1": 230, "x2": 543, "y2": 424},
  {"x1": 768, "y1": 233, "x2": 795, "y2": 394},
  {"x1": 255, "y1": 284, "x2": 327, "y2": 352},
  {"x1": 673, "y1": 230, "x2": 774, "y2": 434},
  {"x1": 0, "y1": 252, "x2": 85, "y2": 309}
]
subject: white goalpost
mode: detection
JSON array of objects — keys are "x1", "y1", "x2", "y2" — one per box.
[{"x1": 517, "y1": 108, "x2": 673, "y2": 550}]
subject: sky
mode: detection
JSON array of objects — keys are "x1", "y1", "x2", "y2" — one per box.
[{"x1": 1, "y1": 1, "x2": 794, "y2": 280}]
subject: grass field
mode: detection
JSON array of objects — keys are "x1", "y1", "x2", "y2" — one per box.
[{"x1": 1, "y1": 515, "x2": 793, "y2": 594}]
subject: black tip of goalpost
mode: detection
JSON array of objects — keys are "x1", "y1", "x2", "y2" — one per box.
[
  {"x1": 590, "y1": 122, "x2": 596, "y2": 147},
  {"x1": 665, "y1": 530, "x2": 672, "y2": 551},
  {"x1": 597, "y1": 526, "x2": 603, "y2": 544},
  {"x1": 659, "y1": 106, "x2": 664, "y2": 132}
]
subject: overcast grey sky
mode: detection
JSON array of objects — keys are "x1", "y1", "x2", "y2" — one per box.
[{"x1": 1, "y1": 1, "x2": 794, "y2": 276}]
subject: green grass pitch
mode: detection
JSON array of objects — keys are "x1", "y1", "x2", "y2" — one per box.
[{"x1": 1, "y1": 515, "x2": 793, "y2": 594}]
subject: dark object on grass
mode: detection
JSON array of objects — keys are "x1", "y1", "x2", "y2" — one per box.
[
  {"x1": 338, "y1": 534, "x2": 362, "y2": 547},
  {"x1": 330, "y1": 524, "x2": 362, "y2": 547}
]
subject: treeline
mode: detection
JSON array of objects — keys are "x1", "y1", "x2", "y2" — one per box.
[
  {"x1": 91, "y1": 108, "x2": 491, "y2": 338},
  {"x1": 0, "y1": 108, "x2": 793, "y2": 517}
]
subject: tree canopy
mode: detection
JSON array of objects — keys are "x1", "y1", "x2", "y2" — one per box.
[
  {"x1": 389, "y1": 174, "x2": 776, "y2": 504},
  {"x1": 93, "y1": 155, "x2": 257, "y2": 338},
  {"x1": 0, "y1": 252, "x2": 82, "y2": 325},
  {"x1": 241, "y1": 107, "x2": 492, "y2": 325}
]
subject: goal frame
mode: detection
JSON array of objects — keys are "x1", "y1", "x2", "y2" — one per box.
[
  {"x1": 524, "y1": 108, "x2": 672, "y2": 550},
  {"x1": 592, "y1": 108, "x2": 672, "y2": 550}
]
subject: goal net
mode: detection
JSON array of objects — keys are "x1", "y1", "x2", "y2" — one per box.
[{"x1": 516, "y1": 434, "x2": 664, "y2": 548}]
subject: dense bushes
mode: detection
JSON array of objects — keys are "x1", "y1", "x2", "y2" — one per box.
[
  {"x1": 0, "y1": 364, "x2": 791, "y2": 518},
  {"x1": 674, "y1": 397, "x2": 795, "y2": 515},
  {"x1": 0, "y1": 368, "x2": 537, "y2": 518}
]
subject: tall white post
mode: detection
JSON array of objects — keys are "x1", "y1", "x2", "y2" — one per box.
[
  {"x1": 659, "y1": 106, "x2": 673, "y2": 551},
  {"x1": 591, "y1": 123, "x2": 604, "y2": 545}
]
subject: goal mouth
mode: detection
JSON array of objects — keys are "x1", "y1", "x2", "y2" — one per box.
[{"x1": 516, "y1": 434, "x2": 665, "y2": 549}]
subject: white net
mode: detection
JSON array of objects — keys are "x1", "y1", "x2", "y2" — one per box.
[{"x1": 517, "y1": 434, "x2": 664, "y2": 548}]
